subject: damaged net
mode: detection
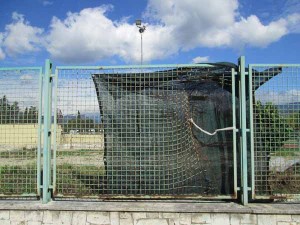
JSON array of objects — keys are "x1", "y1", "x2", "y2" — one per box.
[{"x1": 91, "y1": 64, "x2": 236, "y2": 197}]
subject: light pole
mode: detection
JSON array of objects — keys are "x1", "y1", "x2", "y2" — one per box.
[{"x1": 135, "y1": 19, "x2": 146, "y2": 65}]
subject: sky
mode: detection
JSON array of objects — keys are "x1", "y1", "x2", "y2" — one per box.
[{"x1": 0, "y1": 0, "x2": 299, "y2": 67}]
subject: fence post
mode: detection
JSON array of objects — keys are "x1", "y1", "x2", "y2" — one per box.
[
  {"x1": 42, "y1": 59, "x2": 52, "y2": 203},
  {"x1": 239, "y1": 56, "x2": 249, "y2": 204}
]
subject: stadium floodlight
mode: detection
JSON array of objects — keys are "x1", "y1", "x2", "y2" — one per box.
[{"x1": 135, "y1": 19, "x2": 146, "y2": 65}]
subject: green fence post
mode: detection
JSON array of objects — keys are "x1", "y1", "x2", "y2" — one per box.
[
  {"x1": 232, "y1": 68, "x2": 238, "y2": 198},
  {"x1": 37, "y1": 67, "x2": 43, "y2": 196},
  {"x1": 42, "y1": 59, "x2": 52, "y2": 203},
  {"x1": 239, "y1": 56, "x2": 249, "y2": 204}
]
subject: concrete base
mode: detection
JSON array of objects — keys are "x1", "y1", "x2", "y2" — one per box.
[{"x1": 0, "y1": 201, "x2": 300, "y2": 225}]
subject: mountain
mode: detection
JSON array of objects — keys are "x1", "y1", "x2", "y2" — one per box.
[{"x1": 276, "y1": 102, "x2": 300, "y2": 114}]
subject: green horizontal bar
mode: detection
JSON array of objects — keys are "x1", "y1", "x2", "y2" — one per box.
[
  {"x1": 56, "y1": 64, "x2": 215, "y2": 70},
  {"x1": 0, "y1": 67, "x2": 42, "y2": 71},
  {"x1": 249, "y1": 64, "x2": 300, "y2": 67}
]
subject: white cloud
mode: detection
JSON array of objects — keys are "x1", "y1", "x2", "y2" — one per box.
[
  {"x1": 0, "y1": 33, "x2": 5, "y2": 60},
  {"x1": 192, "y1": 56, "x2": 209, "y2": 63},
  {"x1": 145, "y1": 0, "x2": 296, "y2": 49},
  {"x1": 256, "y1": 89, "x2": 300, "y2": 105},
  {"x1": 285, "y1": 13, "x2": 300, "y2": 33},
  {"x1": 46, "y1": 1, "x2": 300, "y2": 63},
  {"x1": 43, "y1": 1, "x2": 53, "y2": 6},
  {"x1": 2, "y1": 12, "x2": 44, "y2": 57},
  {"x1": 20, "y1": 74, "x2": 33, "y2": 80},
  {"x1": 46, "y1": 6, "x2": 177, "y2": 63}
]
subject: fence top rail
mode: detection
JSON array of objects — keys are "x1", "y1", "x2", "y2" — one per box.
[
  {"x1": 55, "y1": 63, "x2": 216, "y2": 70},
  {"x1": 249, "y1": 64, "x2": 300, "y2": 67},
  {"x1": 0, "y1": 67, "x2": 42, "y2": 71}
]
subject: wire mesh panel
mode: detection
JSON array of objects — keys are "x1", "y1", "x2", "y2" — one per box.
[
  {"x1": 54, "y1": 64, "x2": 236, "y2": 199},
  {"x1": 0, "y1": 68, "x2": 42, "y2": 197},
  {"x1": 250, "y1": 65, "x2": 300, "y2": 199}
]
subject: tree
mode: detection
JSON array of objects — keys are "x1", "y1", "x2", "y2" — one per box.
[
  {"x1": 0, "y1": 95, "x2": 38, "y2": 124},
  {"x1": 26, "y1": 106, "x2": 38, "y2": 123},
  {"x1": 11, "y1": 101, "x2": 20, "y2": 123},
  {"x1": 76, "y1": 110, "x2": 81, "y2": 120},
  {"x1": 63, "y1": 110, "x2": 97, "y2": 133},
  {"x1": 254, "y1": 101, "x2": 292, "y2": 194},
  {"x1": 287, "y1": 111, "x2": 300, "y2": 131},
  {"x1": 255, "y1": 101, "x2": 292, "y2": 152},
  {"x1": 0, "y1": 95, "x2": 9, "y2": 124}
]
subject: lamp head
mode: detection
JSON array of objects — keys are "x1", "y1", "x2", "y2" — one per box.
[
  {"x1": 135, "y1": 19, "x2": 142, "y2": 26},
  {"x1": 139, "y1": 27, "x2": 146, "y2": 33}
]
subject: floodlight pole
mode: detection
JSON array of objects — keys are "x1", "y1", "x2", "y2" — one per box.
[
  {"x1": 136, "y1": 20, "x2": 146, "y2": 66},
  {"x1": 140, "y1": 32, "x2": 143, "y2": 66}
]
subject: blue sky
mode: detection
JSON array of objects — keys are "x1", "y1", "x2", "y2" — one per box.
[{"x1": 0, "y1": 0, "x2": 299, "y2": 67}]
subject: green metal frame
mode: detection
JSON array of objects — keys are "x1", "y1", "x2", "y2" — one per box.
[
  {"x1": 42, "y1": 59, "x2": 52, "y2": 203},
  {"x1": 37, "y1": 67, "x2": 43, "y2": 196},
  {"x1": 239, "y1": 56, "x2": 249, "y2": 205},
  {"x1": 231, "y1": 68, "x2": 238, "y2": 199},
  {"x1": 248, "y1": 65, "x2": 255, "y2": 200},
  {"x1": 52, "y1": 63, "x2": 238, "y2": 200}
]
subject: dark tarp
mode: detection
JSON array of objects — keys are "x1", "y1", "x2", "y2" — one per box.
[{"x1": 92, "y1": 64, "x2": 282, "y2": 196}]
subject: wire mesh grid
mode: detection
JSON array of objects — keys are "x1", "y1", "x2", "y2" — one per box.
[
  {"x1": 54, "y1": 66, "x2": 235, "y2": 198},
  {"x1": 0, "y1": 68, "x2": 41, "y2": 197},
  {"x1": 251, "y1": 65, "x2": 300, "y2": 198}
]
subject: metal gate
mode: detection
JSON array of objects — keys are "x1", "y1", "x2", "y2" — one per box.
[
  {"x1": 0, "y1": 67, "x2": 43, "y2": 198},
  {"x1": 49, "y1": 63, "x2": 238, "y2": 200},
  {"x1": 249, "y1": 64, "x2": 300, "y2": 200}
]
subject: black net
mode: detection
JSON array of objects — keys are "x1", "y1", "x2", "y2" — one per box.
[{"x1": 92, "y1": 64, "x2": 236, "y2": 197}]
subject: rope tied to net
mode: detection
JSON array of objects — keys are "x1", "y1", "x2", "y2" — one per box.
[{"x1": 188, "y1": 118, "x2": 236, "y2": 136}]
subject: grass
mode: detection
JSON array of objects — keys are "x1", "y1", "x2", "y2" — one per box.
[
  {"x1": 57, "y1": 149, "x2": 102, "y2": 157},
  {"x1": 270, "y1": 138, "x2": 300, "y2": 157},
  {"x1": 0, "y1": 148, "x2": 102, "y2": 158},
  {"x1": 271, "y1": 149, "x2": 299, "y2": 157},
  {"x1": 0, "y1": 148, "x2": 37, "y2": 159},
  {"x1": 0, "y1": 163, "x2": 106, "y2": 197},
  {"x1": 0, "y1": 164, "x2": 37, "y2": 195},
  {"x1": 0, "y1": 146, "x2": 105, "y2": 197},
  {"x1": 56, "y1": 163, "x2": 106, "y2": 196}
]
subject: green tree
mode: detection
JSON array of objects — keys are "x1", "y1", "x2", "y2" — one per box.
[
  {"x1": 0, "y1": 95, "x2": 37, "y2": 124},
  {"x1": 287, "y1": 111, "x2": 300, "y2": 130},
  {"x1": 11, "y1": 101, "x2": 20, "y2": 123},
  {"x1": 27, "y1": 106, "x2": 38, "y2": 123},
  {"x1": 76, "y1": 110, "x2": 81, "y2": 120},
  {"x1": 254, "y1": 101, "x2": 292, "y2": 194},
  {"x1": 255, "y1": 101, "x2": 292, "y2": 152},
  {"x1": 63, "y1": 111, "x2": 97, "y2": 133},
  {"x1": 0, "y1": 95, "x2": 9, "y2": 124}
]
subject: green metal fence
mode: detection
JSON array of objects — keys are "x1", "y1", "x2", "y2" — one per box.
[
  {"x1": 0, "y1": 57, "x2": 299, "y2": 204},
  {"x1": 52, "y1": 64, "x2": 238, "y2": 200},
  {"x1": 0, "y1": 67, "x2": 42, "y2": 198},
  {"x1": 249, "y1": 64, "x2": 300, "y2": 200}
]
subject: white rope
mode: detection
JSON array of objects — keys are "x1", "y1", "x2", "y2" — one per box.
[{"x1": 188, "y1": 118, "x2": 235, "y2": 136}]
